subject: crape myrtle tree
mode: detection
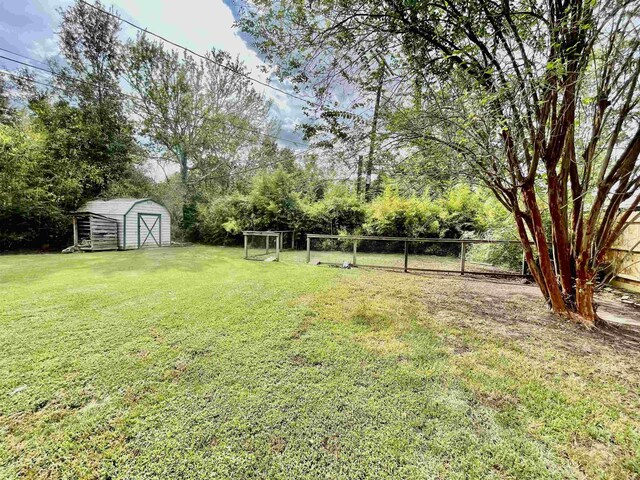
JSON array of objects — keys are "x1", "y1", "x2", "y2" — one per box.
[{"x1": 240, "y1": 0, "x2": 640, "y2": 325}]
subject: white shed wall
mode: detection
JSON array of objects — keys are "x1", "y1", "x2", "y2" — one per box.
[{"x1": 123, "y1": 200, "x2": 171, "y2": 249}]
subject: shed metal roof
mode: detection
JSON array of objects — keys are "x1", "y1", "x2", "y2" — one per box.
[{"x1": 75, "y1": 198, "x2": 153, "y2": 216}]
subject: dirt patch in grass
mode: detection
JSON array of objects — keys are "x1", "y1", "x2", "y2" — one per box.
[
  {"x1": 270, "y1": 436, "x2": 287, "y2": 454},
  {"x1": 412, "y1": 272, "x2": 640, "y2": 353}
]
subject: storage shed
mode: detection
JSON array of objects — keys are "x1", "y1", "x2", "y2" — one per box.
[{"x1": 73, "y1": 198, "x2": 170, "y2": 251}]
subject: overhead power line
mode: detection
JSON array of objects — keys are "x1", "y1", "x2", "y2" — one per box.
[
  {"x1": 78, "y1": 0, "x2": 321, "y2": 109},
  {"x1": 0, "y1": 47, "x2": 50, "y2": 67},
  {"x1": 0, "y1": 54, "x2": 308, "y2": 148}
]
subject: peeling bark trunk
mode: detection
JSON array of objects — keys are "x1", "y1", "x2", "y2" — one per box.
[
  {"x1": 575, "y1": 252, "x2": 596, "y2": 325},
  {"x1": 547, "y1": 170, "x2": 574, "y2": 298},
  {"x1": 521, "y1": 186, "x2": 569, "y2": 315},
  {"x1": 514, "y1": 210, "x2": 549, "y2": 300}
]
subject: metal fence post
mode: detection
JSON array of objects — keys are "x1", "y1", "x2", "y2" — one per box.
[
  {"x1": 353, "y1": 240, "x2": 357, "y2": 266},
  {"x1": 244, "y1": 234, "x2": 248, "y2": 259},
  {"x1": 276, "y1": 234, "x2": 280, "y2": 262},
  {"x1": 265, "y1": 235, "x2": 269, "y2": 254},
  {"x1": 306, "y1": 236, "x2": 311, "y2": 263},
  {"x1": 521, "y1": 250, "x2": 527, "y2": 275},
  {"x1": 404, "y1": 240, "x2": 408, "y2": 272},
  {"x1": 460, "y1": 242, "x2": 466, "y2": 275}
]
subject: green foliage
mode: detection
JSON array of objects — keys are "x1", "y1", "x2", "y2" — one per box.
[
  {"x1": 194, "y1": 168, "x2": 305, "y2": 244},
  {"x1": 0, "y1": 94, "x2": 143, "y2": 250},
  {"x1": 192, "y1": 173, "x2": 495, "y2": 248},
  {"x1": 364, "y1": 184, "x2": 488, "y2": 239},
  {"x1": 436, "y1": 184, "x2": 489, "y2": 238},
  {"x1": 466, "y1": 195, "x2": 522, "y2": 270},
  {"x1": 247, "y1": 169, "x2": 304, "y2": 230},
  {"x1": 0, "y1": 111, "x2": 85, "y2": 249},
  {"x1": 365, "y1": 185, "x2": 441, "y2": 238},
  {"x1": 194, "y1": 194, "x2": 250, "y2": 245},
  {"x1": 302, "y1": 184, "x2": 366, "y2": 234},
  {"x1": 56, "y1": 0, "x2": 137, "y2": 197},
  {"x1": 125, "y1": 34, "x2": 271, "y2": 188},
  {"x1": 1, "y1": 0, "x2": 139, "y2": 250}
]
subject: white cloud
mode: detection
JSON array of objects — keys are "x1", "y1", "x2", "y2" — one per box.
[
  {"x1": 1, "y1": 0, "x2": 308, "y2": 167},
  {"x1": 28, "y1": 36, "x2": 59, "y2": 60}
]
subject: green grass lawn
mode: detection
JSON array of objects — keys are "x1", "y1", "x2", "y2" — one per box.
[{"x1": 1, "y1": 246, "x2": 638, "y2": 479}]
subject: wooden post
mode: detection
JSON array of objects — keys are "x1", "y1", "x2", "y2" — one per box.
[
  {"x1": 352, "y1": 240, "x2": 357, "y2": 266},
  {"x1": 521, "y1": 250, "x2": 527, "y2": 276},
  {"x1": 291, "y1": 231, "x2": 295, "y2": 250},
  {"x1": 244, "y1": 234, "x2": 248, "y2": 259},
  {"x1": 404, "y1": 240, "x2": 408, "y2": 272},
  {"x1": 275, "y1": 234, "x2": 280, "y2": 262},
  {"x1": 460, "y1": 242, "x2": 466, "y2": 275},
  {"x1": 306, "y1": 237, "x2": 311, "y2": 263},
  {"x1": 72, "y1": 215, "x2": 79, "y2": 247},
  {"x1": 266, "y1": 235, "x2": 269, "y2": 254}
]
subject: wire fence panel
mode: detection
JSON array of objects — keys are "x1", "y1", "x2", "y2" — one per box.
[
  {"x1": 405, "y1": 240, "x2": 463, "y2": 272},
  {"x1": 243, "y1": 231, "x2": 281, "y2": 262},
  {"x1": 308, "y1": 237, "x2": 355, "y2": 265},
  {"x1": 355, "y1": 239, "x2": 408, "y2": 268},
  {"x1": 464, "y1": 242, "x2": 523, "y2": 275},
  {"x1": 304, "y1": 234, "x2": 528, "y2": 277}
]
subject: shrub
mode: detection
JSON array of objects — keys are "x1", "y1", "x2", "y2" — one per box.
[
  {"x1": 194, "y1": 194, "x2": 249, "y2": 245},
  {"x1": 435, "y1": 184, "x2": 489, "y2": 238},
  {"x1": 364, "y1": 185, "x2": 441, "y2": 238},
  {"x1": 302, "y1": 184, "x2": 366, "y2": 235}
]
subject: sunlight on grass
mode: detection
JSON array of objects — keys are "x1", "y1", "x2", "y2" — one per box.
[{"x1": 0, "y1": 246, "x2": 638, "y2": 479}]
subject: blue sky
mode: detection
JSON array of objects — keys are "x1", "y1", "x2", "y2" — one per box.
[{"x1": 0, "y1": 0, "x2": 306, "y2": 147}]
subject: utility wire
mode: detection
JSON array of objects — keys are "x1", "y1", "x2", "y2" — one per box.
[
  {"x1": 0, "y1": 47, "x2": 50, "y2": 67},
  {"x1": 0, "y1": 54, "x2": 308, "y2": 148},
  {"x1": 78, "y1": 0, "x2": 322, "y2": 109}
]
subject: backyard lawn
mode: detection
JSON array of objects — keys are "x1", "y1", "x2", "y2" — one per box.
[{"x1": 1, "y1": 246, "x2": 639, "y2": 479}]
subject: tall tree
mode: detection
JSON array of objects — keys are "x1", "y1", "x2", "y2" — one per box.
[
  {"x1": 125, "y1": 35, "x2": 272, "y2": 190},
  {"x1": 241, "y1": 0, "x2": 640, "y2": 324},
  {"x1": 56, "y1": 0, "x2": 137, "y2": 195}
]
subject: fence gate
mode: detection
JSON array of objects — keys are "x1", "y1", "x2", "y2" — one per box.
[{"x1": 138, "y1": 213, "x2": 161, "y2": 248}]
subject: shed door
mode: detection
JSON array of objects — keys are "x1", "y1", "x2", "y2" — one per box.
[{"x1": 138, "y1": 213, "x2": 161, "y2": 248}]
